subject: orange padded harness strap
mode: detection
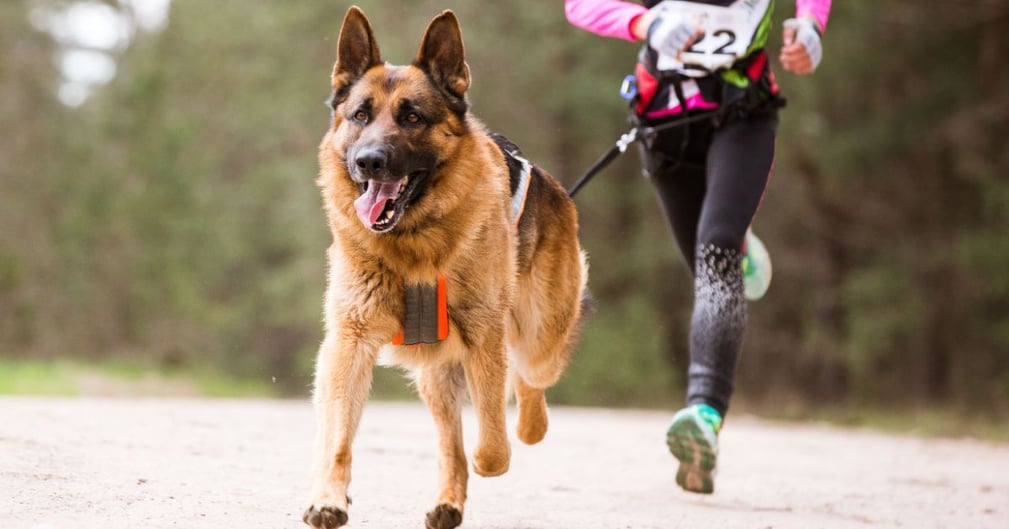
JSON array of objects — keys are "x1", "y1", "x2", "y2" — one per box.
[{"x1": 392, "y1": 275, "x2": 448, "y2": 346}]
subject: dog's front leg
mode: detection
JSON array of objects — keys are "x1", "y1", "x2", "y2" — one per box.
[
  {"x1": 463, "y1": 330, "x2": 511, "y2": 478},
  {"x1": 304, "y1": 334, "x2": 377, "y2": 529},
  {"x1": 417, "y1": 363, "x2": 468, "y2": 529}
]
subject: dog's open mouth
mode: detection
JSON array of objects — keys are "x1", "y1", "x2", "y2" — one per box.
[{"x1": 353, "y1": 171, "x2": 424, "y2": 232}]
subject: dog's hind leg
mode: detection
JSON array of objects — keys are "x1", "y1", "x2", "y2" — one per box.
[
  {"x1": 508, "y1": 304, "x2": 579, "y2": 447},
  {"x1": 417, "y1": 363, "x2": 468, "y2": 529},
  {"x1": 509, "y1": 248, "x2": 588, "y2": 445},
  {"x1": 462, "y1": 331, "x2": 511, "y2": 478},
  {"x1": 304, "y1": 335, "x2": 378, "y2": 529}
]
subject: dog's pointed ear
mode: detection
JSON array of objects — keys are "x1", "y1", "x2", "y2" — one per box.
[
  {"x1": 414, "y1": 10, "x2": 471, "y2": 102},
  {"x1": 331, "y1": 6, "x2": 382, "y2": 107}
]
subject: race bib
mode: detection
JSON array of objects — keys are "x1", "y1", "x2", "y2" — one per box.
[{"x1": 654, "y1": 0, "x2": 771, "y2": 77}]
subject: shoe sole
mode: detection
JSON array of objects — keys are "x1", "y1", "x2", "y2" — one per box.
[
  {"x1": 666, "y1": 415, "x2": 716, "y2": 494},
  {"x1": 743, "y1": 230, "x2": 772, "y2": 301}
]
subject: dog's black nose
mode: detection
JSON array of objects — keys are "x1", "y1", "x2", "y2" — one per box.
[{"x1": 355, "y1": 148, "x2": 388, "y2": 175}]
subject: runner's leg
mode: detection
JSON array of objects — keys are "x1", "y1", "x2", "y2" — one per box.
[{"x1": 686, "y1": 112, "x2": 778, "y2": 417}]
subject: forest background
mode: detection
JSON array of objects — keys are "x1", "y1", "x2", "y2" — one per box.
[{"x1": 2, "y1": 0, "x2": 1007, "y2": 436}]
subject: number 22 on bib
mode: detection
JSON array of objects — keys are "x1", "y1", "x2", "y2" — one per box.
[{"x1": 654, "y1": 0, "x2": 773, "y2": 77}]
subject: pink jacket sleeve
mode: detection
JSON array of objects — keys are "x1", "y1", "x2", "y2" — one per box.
[
  {"x1": 565, "y1": 0, "x2": 831, "y2": 40},
  {"x1": 564, "y1": 0, "x2": 647, "y2": 42},
  {"x1": 795, "y1": 0, "x2": 831, "y2": 30}
]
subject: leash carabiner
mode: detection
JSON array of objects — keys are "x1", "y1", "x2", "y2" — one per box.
[
  {"x1": 567, "y1": 127, "x2": 642, "y2": 198},
  {"x1": 616, "y1": 127, "x2": 639, "y2": 153}
]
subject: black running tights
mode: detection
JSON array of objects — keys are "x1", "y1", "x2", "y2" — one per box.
[{"x1": 637, "y1": 111, "x2": 778, "y2": 417}]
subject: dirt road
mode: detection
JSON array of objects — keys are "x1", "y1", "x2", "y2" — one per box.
[{"x1": 1, "y1": 398, "x2": 1006, "y2": 529}]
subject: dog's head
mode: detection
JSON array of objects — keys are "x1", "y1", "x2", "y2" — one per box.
[{"x1": 322, "y1": 6, "x2": 472, "y2": 234}]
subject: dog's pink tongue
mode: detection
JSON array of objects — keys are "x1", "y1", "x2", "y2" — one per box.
[{"x1": 354, "y1": 180, "x2": 402, "y2": 227}]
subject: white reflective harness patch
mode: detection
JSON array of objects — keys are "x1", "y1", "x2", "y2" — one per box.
[
  {"x1": 509, "y1": 153, "x2": 532, "y2": 229},
  {"x1": 655, "y1": 0, "x2": 771, "y2": 77}
]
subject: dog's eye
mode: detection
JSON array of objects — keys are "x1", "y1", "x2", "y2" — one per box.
[
  {"x1": 353, "y1": 110, "x2": 368, "y2": 123},
  {"x1": 405, "y1": 112, "x2": 423, "y2": 124}
]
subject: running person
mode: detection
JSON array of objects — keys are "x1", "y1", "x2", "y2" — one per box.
[{"x1": 565, "y1": 0, "x2": 830, "y2": 493}]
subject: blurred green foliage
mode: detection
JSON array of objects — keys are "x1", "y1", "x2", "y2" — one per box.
[
  {"x1": 1, "y1": 1, "x2": 1007, "y2": 422},
  {"x1": 0, "y1": 357, "x2": 277, "y2": 397}
]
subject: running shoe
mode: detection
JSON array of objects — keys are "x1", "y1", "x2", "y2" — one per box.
[
  {"x1": 666, "y1": 403, "x2": 722, "y2": 494},
  {"x1": 742, "y1": 229, "x2": 772, "y2": 301}
]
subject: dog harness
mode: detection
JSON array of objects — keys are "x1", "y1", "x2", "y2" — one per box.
[{"x1": 392, "y1": 137, "x2": 533, "y2": 346}]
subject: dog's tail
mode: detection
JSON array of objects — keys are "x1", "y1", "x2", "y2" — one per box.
[{"x1": 577, "y1": 249, "x2": 595, "y2": 324}]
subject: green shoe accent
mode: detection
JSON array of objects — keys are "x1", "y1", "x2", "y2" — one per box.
[
  {"x1": 693, "y1": 403, "x2": 723, "y2": 433},
  {"x1": 666, "y1": 404, "x2": 722, "y2": 494}
]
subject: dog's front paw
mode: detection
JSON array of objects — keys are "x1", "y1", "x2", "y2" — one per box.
[
  {"x1": 303, "y1": 505, "x2": 348, "y2": 529},
  {"x1": 425, "y1": 503, "x2": 463, "y2": 529}
]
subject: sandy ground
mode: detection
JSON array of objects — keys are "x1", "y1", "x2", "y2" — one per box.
[{"x1": 1, "y1": 398, "x2": 1007, "y2": 529}]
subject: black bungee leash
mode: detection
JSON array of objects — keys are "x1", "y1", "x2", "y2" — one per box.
[{"x1": 566, "y1": 109, "x2": 720, "y2": 198}]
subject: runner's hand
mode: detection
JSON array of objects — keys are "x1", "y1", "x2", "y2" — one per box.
[
  {"x1": 645, "y1": 11, "x2": 703, "y2": 59},
  {"x1": 780, "y1": 17, "x2": 822, "y2": 75}
]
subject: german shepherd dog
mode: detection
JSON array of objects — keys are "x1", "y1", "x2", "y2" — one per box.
[{"x1": 304, "y1": 7, "x2": 588, "y2": 529}]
